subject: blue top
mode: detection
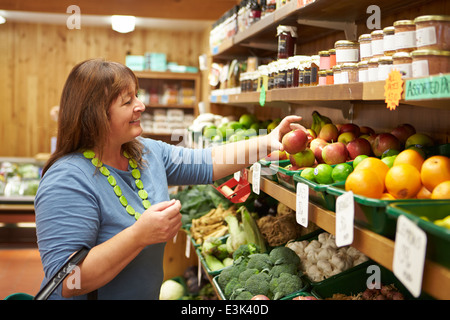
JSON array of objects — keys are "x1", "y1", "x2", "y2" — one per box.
[{"x1": 35, "y1": 138, "x2": 213, "y2": 299}]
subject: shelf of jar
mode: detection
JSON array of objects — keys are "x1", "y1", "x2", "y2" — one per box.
[
  {"x1": 134, "y1": 71, "x2": 200, "y2": 81},
  {"x1": 245, "y1": 168, "x2": 450, "y2": 300}
]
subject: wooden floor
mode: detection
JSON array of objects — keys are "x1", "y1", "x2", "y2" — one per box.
[{"x1": 0, "y1": 242, "x2": 44, "y2": 300}]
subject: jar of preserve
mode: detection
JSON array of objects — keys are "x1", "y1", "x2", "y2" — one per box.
[
  {"x1": 335, "y1": 40, "x2": 359, "y2": 65},
  {"x1": 392, "y1": 52, "x2": 412, "y2": 78},
  {"x1": 277, "y1": 25, "x2": 297, "y2": 59},
  {"x1": 414, "y1": 15, "x2": 450, "y2": 51},
  {"x1": 257, "y1": 65, "x2": 269, "y2": 91},
  {"x1": 340, "y1": 63, "x2": 358, "y2": 83},
  {"x1": 318, "y1": 70, "x2": 327, "y2": 86},
  {"x1": 411, "y1": 49, "x2": 450, "y2": 77},
  {"x1": 359, "y1": 34, "x2": 372, "y2": 61},
  {"x1": 332, "y1": 65, "x2": 341, "y2": 84},
  {"x1": 268, "y1": 61, "x2": 277, "y2": 90},
  {"x1": 368, "y1": 58, "x2": 379, "y2": 81},
  {"x1": 357, "y1": 61, "x2": 369, "y2": 82},
  {"x1": 378, "y1": 56, "x2": 393, "y2": 81},
  {"x1": 329, "y1": 49, "x2": 336, "y2": 68},
  {"x1": 383, "y1": 26, "x2": 396, "y2": 56},
  {"x1": 310, "y1": 55, "x2": 320, "y2": 86},
  {"x1": 371, "y1": 30, "x2": 384, "y2": 58},
  {"x1": 394, "y1": 20, "x2": 417, "y2": 53},
  {"x1": 326, "y1": 69, "x2": 334, "y2": 85},
  {"x1": 277, "y1": 59, "x2": 289, "y2": 88},
  {"x1": 319, "y1": 50, "x2": 331, "y2": 70}
]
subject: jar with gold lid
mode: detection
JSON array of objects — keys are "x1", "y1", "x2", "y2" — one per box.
[
  {"x1": 318, "y1": 70, "x2": 327, "y2": 86},
  {"x1": 326, "y1": 69, "x2": 334, "y2": 85},
  {"x1": 357, "y1": 61, "x2": 369, "y2": 82},
  {"x1": 414, "y1": 15, "x2": 450, "y2": 51},
  {"x1": 394, "y1": 20, "x2": 417, "y2": 53},
  {"x1": 335, "y1": 40, "x2": 359, "y2": 65},
  {"x1": 378, "y1": 56, "x2": 393, "y2": 81},
  {"x1": 332, "y1": 65, "x2": 341, "y2": 84},
  {"x1": 383, "y1": 26, "x2": 396, "y2": 56},
  {"x1": 392, "y1": 52, "x2": 412, "y2": 78},
  {"x1": 368, "y1": 58, "x2": 379, "y2": 82},
  {"x1": 329, "y1": 49, "x2": 336, "y2": 68},
  {"x1": 411, "y1": 49, "x2": 450, "y2": 77},
  {"x1": 319, "y1": 50, "x2": 330, "y2": 70},
  {"x1": 371, "y1": 30, "x2": 384, "y2": 58},
  {"x1": 358, "y1": 34, "x2": 372, "y2": 61},
  {"x1": 340, "y1": 63, "x2": 358, "y2": 83}
]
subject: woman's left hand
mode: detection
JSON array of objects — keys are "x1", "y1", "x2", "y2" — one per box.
[{"x1": 267, "y1": 115, "x2": 306, "y2": 152}]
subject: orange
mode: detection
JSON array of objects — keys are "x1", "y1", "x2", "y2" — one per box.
[
  {"x1": 385, "y1": 164, "x2": 422, "y2": 199},
  {"x1": 421, "y1": 156, "x2": 450, "y2": 191},
  {"x1": 345, "y1": 169, "x2": 384, "y2": 199},
  {"x1": 380, "y1": 193, "x2": 396, "y2": 200},
  {"x1": 431, "y1": 181, "x2": 450, "y2": 199},
  {"x1": 416, "y1": 185, "x2": 432, "y2": 199},
  {"x1": 354, "y1": 157, "x2": 389, "y2": 187},
  {"x1": 393, "y1": 149, "x2": 424, "y2": 171}
]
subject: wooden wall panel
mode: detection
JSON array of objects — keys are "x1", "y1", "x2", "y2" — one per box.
[{"x1": 0, "y1": 22, "x2": 207, "y2": 157}]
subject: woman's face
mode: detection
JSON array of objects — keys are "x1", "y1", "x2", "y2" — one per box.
[{"x1": 107, "y1": 82, "x2": 145, "y2": 147}]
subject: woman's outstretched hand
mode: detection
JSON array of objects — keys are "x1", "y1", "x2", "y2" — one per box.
[{"x1": 267, "y1": 115, "x2": 306, "y2": 152}]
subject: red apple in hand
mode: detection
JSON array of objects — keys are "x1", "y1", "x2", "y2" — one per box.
[
  {"x1": 322, "y1": 142, "x2": 348, "y2": 165},
  {"x1": 282, "y1": 129, "x2": 308, "y2": 154},
  {"x1": 339, "y1": 123, "x2": 360, "y2": 136},
  {"x1": 346, "y1": 137, "x2": 372, "y2": 159},
  {"x1": 372, "y1": 133, "x2": 401, "y2": 157},
  {"x1": 289, "y1": 148, "x2": 315, "y2": 168},
  {"x1": 319, "y1": 124, "x2": 339, "y2": 142}
]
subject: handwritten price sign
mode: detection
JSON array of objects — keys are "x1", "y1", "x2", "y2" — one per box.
[{"x1": 384, "y1": 69, "x2": 404, "y2": 111}]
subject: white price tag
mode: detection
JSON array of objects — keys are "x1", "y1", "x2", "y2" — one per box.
[
  {"x1": 185, "y1": 235, "x2": 191, "y2": 258},
  {"x1": 335, "y1": 191, "x2": 354, "y2": 247},
  {"x1": 393, "y1": 215, "x2": 427, "y2": 298},
  {"x1": 252, "y1": 163, "x2": 261, "y2": 195},
  {"x1": 296, "y1": 182, "x2": 309, "y2": 227},
  {"x1": 234, "y1": 171, "x2": 240, "y2": 182}
]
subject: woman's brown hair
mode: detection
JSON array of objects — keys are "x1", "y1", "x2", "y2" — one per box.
[{"x1": 42, "y1": 58, "x2": 144, "y2": 175}]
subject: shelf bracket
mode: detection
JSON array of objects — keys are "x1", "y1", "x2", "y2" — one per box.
[{"x1": 296, "y1": 19, "x2": 358, "y2": 41}]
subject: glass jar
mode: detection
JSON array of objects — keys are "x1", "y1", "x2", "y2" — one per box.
[
  {"x1": 277, "y1": 25, "x2": 297, "y2": 59},
  {"x1": 329, "y1": 49, "x2": 336, "y2": 68},
  {"x1": 371, "y1": 30, "x2": 384, "y2": 58},
  {"x1": 383, "y1": 26, "x2": 396, "y2": 56},
  {"x1": 318, "y1": 70, "x2": 327, "y2": 86},
  {"x1": 394, "y1": 20, "x2": 417, "y2": 53},
  {"x1": 411, "y1": 49, "x2": 450, "y2": 77},
  {"x1": 257, "y1": 65, "x2": 269, "y2": 91},
  {"x1": 368, "y1": 58, "x2": 379, "y2": 82},
  {"x1": 357, "y1": 61, "x2": 369, "y2": 82},
  {"x1": 310, "y1": 55, "x2": 320, "y2": 86},
  {"x1": 392, "y1": 52, "x2": 412, "y2": 78},
  {"x1": 335, "y1": 40, "x2": 359, "y2": 65},
  {"x1": 414, "y1": 15, "x2": 450, "y2": 51},
  {"x1": 340, "y1": 63, "x2": 358, "y2": 83},
  {"x1": 332, "y1": 65, "x2": 341, "y2": 84},
  {"x1": 319, "y1": 50, "x2": 331, "y2": 70},
  {"x1": 358, "y1": 34, "x2": 372, "y2": 61},
  {"x1": 326, "y1": 69, "x2": 334, "y2": 85},
  {"x1": 378, "y1": 56, "x2": 394, "y2": 81},
  {"x1": 268, "y1": 61, "x2": 277, "y2": 90},
  {"x1": 277, "y1": 59, "x2": 289, "y2": 88}
]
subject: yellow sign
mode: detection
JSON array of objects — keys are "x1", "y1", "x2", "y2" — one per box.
[{"x1": 384, "y1": 69, "x2": 404, "y2": 110}]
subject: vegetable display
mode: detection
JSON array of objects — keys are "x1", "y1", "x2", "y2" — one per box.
[{"x1": 190, "y1": 204, "x2": 234, "y2": 245}]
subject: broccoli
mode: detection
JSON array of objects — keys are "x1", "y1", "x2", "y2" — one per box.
[
  {"x1": 232, "y1": 243, "x2": 260, "y2": 260},
  {"x1": 269, "y1": 246, "x2": 300, "y2": 267},
  {"x1": 244, "y1": 272, "x2": 271, "y2": 297},
  {"x1": 269, "y1": 264, "x2": 298, "y2": 278},
  {"x1": 269, "y1": 272, "x2": 304, "y2": 300},
  {"x1": 217, "y1": 266, "x2": 234, "y2": 290},
  {"x1": 247, "y1": 253, "x2": 273, "y2": 271},
  {"x1": 230, "y1": 289, "x2": 254, "y2": 300},
  {"x1": 224, "y1": 277, "x2": 241, "y2": 299},
  {"x1": 238, "y1": 268, "x2": 259, "y2": 283}
]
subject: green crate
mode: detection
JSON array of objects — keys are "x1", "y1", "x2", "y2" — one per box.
[
  {"x1": 386, "y1": 200, "x2": 450, "y2": 268},
  {"x1": 311, "y1": 263, "x2": 433, "y2": 300},
  {"x1": 270, "y1": 163, "x2": 302, "y2": 191},
  {"x1": 259, "y1": 159, "x2": 290, "y2": 182}
]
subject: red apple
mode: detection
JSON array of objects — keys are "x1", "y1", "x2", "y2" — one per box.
[
  {"x1": 314, "y1": 143, "x2": 327, "y2": 163},
  {"x1": 346, "y1": 137, "x2": 372, "y2": 159},
  {"x1": 265, "y1": 150, "x2": 287, "y2": 161},
  {"x1": 359, "y1": 126, "x2": 375, "y2": 136},
  {"x1": 318, "y1": 123, "x2": 339, "y2": 142},
  {"x1": 390, "y1": 123, "x2": 416, "y2": 144},
  {"x1": 372, "y1": 133, "x2": 401, "y2": 157},
  {"x1": 289, "y1": 148, "x2": 315, "y2": 168},
  {"x1": 337, "y1": 132, "x2": 357, "y2": 145},
  {"x1": 310, "y1": 138, "x2": 328, "y2": 152},
  {"x1": 339, "y1": 123, "x2": 360, "y2": 136},
  {"x1": 322, "y1": 142, "x2": 349, "y2": 165},
  {"x1": 282, "y1": 129, "x2": 308, "y2": 154}
]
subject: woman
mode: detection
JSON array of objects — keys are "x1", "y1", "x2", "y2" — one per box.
[{"x1": 35, "y1": 58, "x2": 303, "y2": 299}]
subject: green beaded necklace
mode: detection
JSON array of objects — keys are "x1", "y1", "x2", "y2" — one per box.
[{"x1": 83, "y1": 150, "x2": 151, "y2": 220}]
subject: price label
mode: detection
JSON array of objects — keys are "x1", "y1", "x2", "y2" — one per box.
[
  {"x1": 234, "y1": 171, "x2": 240, "y2": 182},
  {"x1": 335, "y1": 191, "x2": 354, "y2": 247},
  {"x1": 393, "y1": 215, "x2": 427, "y2": 298},
  {"x1": 185, "y1": 235, "x2": 191, "y2": 258},
  {"x1": 252, "y1": 163, "x2": 261, "y2": 195},
  {"x1": 296, "y1": 182, "x2": 309, "y2": 227}
]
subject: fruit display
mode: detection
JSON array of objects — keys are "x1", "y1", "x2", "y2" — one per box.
[{"x1": 0, "y1": 160, "x2": 42, "y2": 198}]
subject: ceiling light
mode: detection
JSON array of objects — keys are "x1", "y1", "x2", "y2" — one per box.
[
  {"x1": 0, "y1": 15, "x2": 6, "y2": 24},
  {"x1": 111, "y1": 15, "x2": 135, "y2": 33}
]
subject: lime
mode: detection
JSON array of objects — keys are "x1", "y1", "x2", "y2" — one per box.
[
  {"x1": 313, "y1": 164, "x2": 333, "y2": 184},
  {"x1": 353, "y1": 155, "x2": 369, "y2": 169},
  {"x1": 381, "y1": 155, "x2": 397, "y2": 168},
  {"x1": 331, "y1": 162, "x2": 354, "y2": 182},
  {"x1": 381, "y1": 149, "x2": 400, "y2": 158},
  {"x1": 300, "y1": 167, "x2": 315, "y2": 182}
]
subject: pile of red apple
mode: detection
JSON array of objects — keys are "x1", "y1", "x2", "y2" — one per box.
[{"x1": 266, "y1": 121, "x2": 431, "y2": 171}]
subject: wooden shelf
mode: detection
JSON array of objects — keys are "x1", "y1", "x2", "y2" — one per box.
[
  {"x1": 145, "y1": 104, "x2": 195, "y2": 110},
  {"x1": 134, "y1": 71, "x2": 200, "y2": 81},
  {"x1": 247, "y1": 169, "x2": 450, "y2": 300}
]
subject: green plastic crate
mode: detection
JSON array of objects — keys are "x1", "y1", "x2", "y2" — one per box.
[
  {"x1": 269, "y1": 163, "x2": 302, "y2": 191},
  {"x1": 386, "y1": 200, "x2": 450, "y2": 268},
  {"x1": 311, "y1": 263, "x2": 433, "y2": 300},
  {"x1": 258, "y1": 159, "x2": 290, "y2": 182}
]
